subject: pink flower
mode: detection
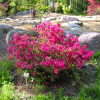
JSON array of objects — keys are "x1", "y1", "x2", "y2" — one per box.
[
  {"x1": 23, "y1": 78, "x2": 25, "y2": 80},
  {"x1": 34, "y1": 62, "x2": 38, "y2": 66},
  {"x1": 45, "y1": 82, "x2": 49, "y2": 85},
  {"x1": 30, "y1": 64, "x2": 33, "y2": 69},
  {"x1": 51, "y1": 86, "x2": 53, "y2": 89},
  {"x1": 8, "y1": 41, "x2": 10, "y2": 44},
  {"x1": 31, "y1": 72, "x2": 34, "y2": 76},
  {"x1": 84, "y1": 44, "x2": 87, "y2": 48},
  {"x1": 37, "y1": 73, "x2": 39, "y2": 76},
  {"x1": 51, "y1": 78, "x2": 54, "y2": 82},
  {"x1": 57, "y1": 85, "x2": 61, "y2": 88},
  {"x1": 28, "y1": 80, "x2": 30, "y2": 82},
  {"x1": 53, "y1": 68, "x2": 57, "y2": 74},
  {"x1": 19, "y1": 82, "x2": 22, "y2": 84}
]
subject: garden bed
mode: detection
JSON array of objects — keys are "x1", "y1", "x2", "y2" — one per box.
[{"x1": 0, "y1": 13, "x2": 100, "y2": 99}]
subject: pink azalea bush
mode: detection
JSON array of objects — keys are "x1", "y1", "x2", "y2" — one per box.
[
  {"x1": 7, "y1": 22, "x2": 94, "y2": 83},
  {"x1": 87, "y1": 0, "x2": 100, "y2": 15}
]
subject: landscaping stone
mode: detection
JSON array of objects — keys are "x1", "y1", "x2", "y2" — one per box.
[
  {"x1": 15, "y1": 19, "x2": 22, "y2": 21},
  {"x1": 42, "y1": 18, "x2": 50, "y2": 22},
  {"x1": 78, "y1": 32, "x2": 100, "y2": 51},
  {"x1": 16, "y1": 12, "x2": 22, "y2": 15},
  {"x1": 0, "y1": 25, "x2": 14, "y2": 34},
  {"x1": 68, "y1": 21, "x2": 83, "y2": 26},
  {"x1": 63, "y1": 17, "x2": 79, "y2": 22},
  {"x1": 27, "y1": 10, "x2": 30, "y2": 13},
  {"x1": 22, "y1": 21, "x2": 36, "y2": 24},
  {"x1": 6, "y1": 28, "x2": 39, "y2": 43},
  {"x1": 67, "y1": 24, "x2": 80, "y2": 28},
  {"x1": 70, "y1": 27, "x2": 81, "y2": 31},
  {"x1": 64, "y1": 30, "x2": 81, "y2": 36},
  {"x1": 6, "y1": 18, "x2": 13, "y2": 21},
  {"x1": 22, "y1": 11, "x2": 28, "y2": 15},
  {"x1": 17, "y1": 23, "x2": 23, "y2": 26},
  {"x1": 46, "y1": 17, "x2": 56, "y2": 21},
  {"x1": 56, "y1": 17, "x2": 60, "y2": 20}
]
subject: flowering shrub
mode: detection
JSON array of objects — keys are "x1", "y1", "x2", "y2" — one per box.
[
  {"x1": 87, "y1": 0, "x2": 100, "y2": 15},
  {"x1": 8, "y1": 22, "x2": 94, "y2": 84}
]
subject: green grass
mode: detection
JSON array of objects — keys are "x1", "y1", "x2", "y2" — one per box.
[{"x1": 0, "y1": 59, "x2": 15, "y2": 86}]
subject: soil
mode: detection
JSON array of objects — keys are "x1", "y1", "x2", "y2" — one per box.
[{"x1": 0, "y1": 13, "x2": 99, "y2": 99}]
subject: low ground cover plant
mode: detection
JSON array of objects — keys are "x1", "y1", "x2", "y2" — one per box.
[{"x1": 8, "y1": 22, "x2": 94, "y2": 85}]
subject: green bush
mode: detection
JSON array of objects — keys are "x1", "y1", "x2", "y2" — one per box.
[
  {"x1": 57, "y1": 3, "x2": 63, "y2": 14},
  {"x1": 58, "y1": 3, "x2": 73, "y2": 14}
]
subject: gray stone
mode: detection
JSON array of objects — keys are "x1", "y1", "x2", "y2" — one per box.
[
  {"x1": 22, "y1": 21, "x2": 36, "y2": 24},
  {"x1": 0, "y1": 25, "x2": 14, "y2": 34},
  {"x1": 67, "y1": 24, "x2": 80, "y2": 28},
  {"x1": 43, "y1": 18, "x2": 50, "y2": 22},
  {"x1": 15, "y1": 19, "x2": 21, "y2": 21},
  {"x1": 27, "y1": 10, "x2": 30, "y2": 13},
  {"x1": 6, "y1": 18, "x2": 12, "y2": 21},
  {"x1": 78, "y1": 32, "x2": 100, "y2": 51},
  {"x1": 46, "y1": 17, "x2": 56, "y2": 21},
  {"x1": 17, "y1": 23, "x2": 23, "y2": 26},
  {"x1": 63, "y1": 17, "x2": 79, "y2": 22},
  {"x1": 6, "y1": 28, "x2": 39, "y2": 43},
  {"x1": 0, "y1": 19, "x2": 3, "y2": 21},
  {"x1": 57, "y1": 17, "x2": 60, "y2": 20},
  {"x1": 70, "y1": 27, "x2": 81, "y2": 31},
  {"x1": 68, "y1": 21, "x2": 83, "y2": 26},
  {"x1": 16, "y1": 12, "x2": 22, "y2": 15},
  {"x1": 22, "y1": 11, "x2": 28, "y2": 15},
  {"x1": 64, "y1": 30, "x2": 81, "y2": 36}
]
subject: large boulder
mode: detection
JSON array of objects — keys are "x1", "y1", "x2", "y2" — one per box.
[
  {"x1": 78, "y1": 32, "x2": 100, "y2": 51},
  {"x1": 6, "y1": 28, "x2": 39, "y2": 43},
  {"x1": 0, "y1": 25, "x2": 14, "y2": 34},
  {"x1": 63, "y1": 17, "x2": 79, "y2": 22}
]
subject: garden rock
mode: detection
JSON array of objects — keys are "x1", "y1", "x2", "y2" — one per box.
[
  {"x1": 22, "y1": 11, "x2": 28, "y2": 15},
  {"x1": 70, "y1": 27, "x2": 81, "y2": 31},
  {"x1": 64, "y1": 30, "x2": 81, "y2": 36},
  {"x1": 16, "y1": 12, "x2": 22, "y2": 15},
  {"x1": 68, "y1": 21, "x2": 83, "y2": 26},
  {"x1": 22, "y1": 21, "x2": 36, "y2": 24},
  {"x1": 15, "y1": 19, "x2": 22, "y2": 21},
  {"x1": 6, "y1": 18, "x2": 12, "y2": 21},
  {"x1": 0, "y1": 25, "x2": 14, "y2": 34},
  {"x1": 42, "y1": 18, "x2": 50, "y2": 22},
  {"x1": 17, "y1": 23, "x2": 23, "y2": 26},
  {"x1": 6, "y1": 28, "x2": 39, "y2": 43},
  {"x1": 63, "y1": 17, "x2": 79, "y2": 22},
  {"x1": 45, "y1": 17, "x2": 56, "y2": 21},
  {"x1": 78, "y1": 32, "x2": 100, "y2": 51},
  {"x1": 67, "y1": 24, "x2": 80, "y2": 28}
]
